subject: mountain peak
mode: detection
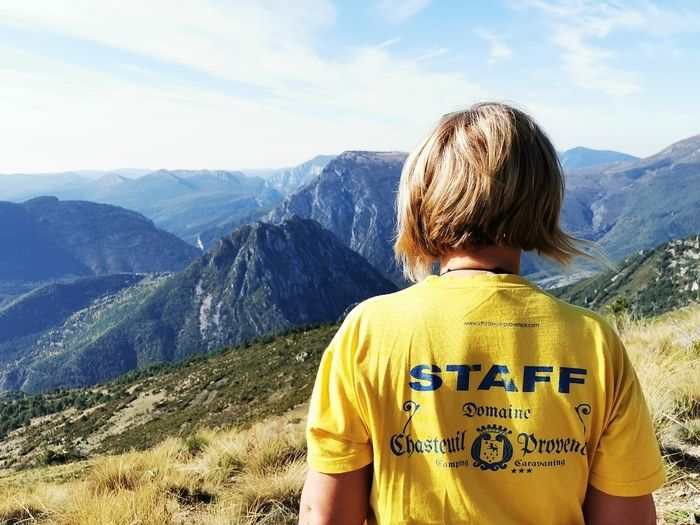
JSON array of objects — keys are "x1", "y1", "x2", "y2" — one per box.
[
  {"x1": 94, "y1": 172, "x2": 129, "y2": 187},
  {"x1": 559, "y1": 147, "x2": 638, "y2": 169}
]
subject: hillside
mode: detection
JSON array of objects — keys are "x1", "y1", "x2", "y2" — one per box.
[
  {"x1": 552, "y1": 236, "x2": 700, "y2": 317},
  {"x1": 0, "y1": 217, "x2": 395, "y2": 392},
  {"x1": 0, "y1": 306, "x2": 698, "y2": 523},
  {"x1": 0, "y1": 274, "x2": 170, "y2": 392},
  {"x1": 0, "y1": 323, "x2": 338, "y2": 469},
  {"x1": 0, "y1": 197, "x2": 200, "y2": 285}
]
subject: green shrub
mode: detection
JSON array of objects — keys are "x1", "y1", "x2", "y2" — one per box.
[
  {"x1": 677, "y1": 419, "x2": 700, "y2": 445},
  {"x1": 38, "y1": 444, "x2": 83, "y2": 465},
  {"x1": 185, "y1": 434, "x2": 209, "y2": 456}
]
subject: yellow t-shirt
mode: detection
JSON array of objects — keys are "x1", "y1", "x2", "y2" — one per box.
[{"x1": 306, "y1": 273, "x2": 665, "y2": 525}]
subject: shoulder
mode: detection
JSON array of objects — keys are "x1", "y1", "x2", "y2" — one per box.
[
  {"x1": 343, "y1": 282, "x2": 427, "y2": 321},
  {"x1": 537, "y1": 288, "x2": 625, "y2": 354}
]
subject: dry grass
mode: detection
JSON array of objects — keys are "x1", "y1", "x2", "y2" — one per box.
[
  {"x1": 623, "y1": 307, "x2": 700, "y2": 442},
  {"x1": 0, "y1": 307, "x2": 699, "y2": 523},
  {"x1": 0, "y1": 409, "x2": 308, "y2": 524}
]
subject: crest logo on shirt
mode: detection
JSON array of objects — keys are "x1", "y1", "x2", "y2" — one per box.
[{"x1": 471, "y1": 424, "x2": 513, "y2": 471}]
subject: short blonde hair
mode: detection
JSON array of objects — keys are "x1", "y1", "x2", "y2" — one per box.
[{"x1": 394, "y1": 102, "x2": 587, "y2": 282}]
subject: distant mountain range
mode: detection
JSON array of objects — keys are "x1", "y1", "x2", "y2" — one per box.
[
  {"x1": 563, "y1": 134, "x2": 700, "y2": 260},
  {"x1": 551, "y1": 235, "x2": 700, "y2": 317},
  {"x1": 558, "y1": 147, "x2": 638, "y2": 169},
  {"x1": 0, "y1": 217, "x2": 395, "y2": 392},
  {"x1": 241, "y1": 155, "x2": 334, "y2": 193},
  {"x1": 260, "y1": 138, "x2": 698, "y2": 285},
  {"x1": 0, "y1": 197, "x2": 199, "y2": 284},
  {"x1": 0, "y1": 156, "x2": 334, "y2": 244}
]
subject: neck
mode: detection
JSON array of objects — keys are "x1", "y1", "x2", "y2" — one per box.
[{"x1": 439, "y1": 246, "x2": 522, "y2": 276}]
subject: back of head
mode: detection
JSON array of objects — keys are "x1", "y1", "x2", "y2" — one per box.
[{"x1": 394, "y1": 102, "x2": 586, "y2": 282}]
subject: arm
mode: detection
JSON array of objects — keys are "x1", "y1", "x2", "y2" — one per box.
[
  {"x1": 583, "y1": 485, "x2": 656, "y2": 525},
  {"x1": 299, "y1": 464, "x2": 372, "y2": 525}
]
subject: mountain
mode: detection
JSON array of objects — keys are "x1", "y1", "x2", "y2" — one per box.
[
  {"x1": 0, "y1": 197, "x2": 199, "y2": 284},
  {"x1": 564, "y1": 134, "x2": 700, "y2": 260},
  {"x1": 0, "y1": 172, "x2": 92, "y2": 201},
  {"x1": 56, "y1": 169, "x2": 283, "y2": 244},
  {"x1": 551, "y1": 235, "x2": 700, "y2": 317},
  {"x1": 242, "y1": 155, "x2": 335, "y2": 193},
  {"x1": 559, "y1": 147, "x2": 638, "y2": 169},
  {"x1": 0, "y1": 217, "x2": 396, "y2": 392},
  {"x1": 0, "y1": 169, "x2": 280, "y2": 244},
  {"x1": 0, "y1": 158, "x2": 332, "y2": 245},
  {"x1": 266, "y1": 151, "x2": 407, "y2": 285},
  {"x1": 73, "y1": 168, "x2": 153, "y2": 179}
]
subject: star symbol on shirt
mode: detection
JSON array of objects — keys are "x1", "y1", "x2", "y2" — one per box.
[
  {"x1": 527, "y1": 468, "x2": 532, "y2": 473},
  {"x1": 511, "y1": 469, "x2": 517, "y2": 473},
  {"x1": 519, "y1": 468, "x2": 525, "y2": 473}
]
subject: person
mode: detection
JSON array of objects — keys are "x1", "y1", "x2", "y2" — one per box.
[{"x1": 298, "y1": 102, "x2": 665, "y2": 524}]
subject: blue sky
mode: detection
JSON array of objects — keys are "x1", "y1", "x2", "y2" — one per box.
[{"x1": 0, "y1": 0, "x2": 699, "y2": 172}]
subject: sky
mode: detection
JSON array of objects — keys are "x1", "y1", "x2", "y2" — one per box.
[{"x1": 1, "y1": 0, "x2": 699, "y2": 173}]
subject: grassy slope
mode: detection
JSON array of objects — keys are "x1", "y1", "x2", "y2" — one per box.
[{"x1": 0, "y1": 323, "x2": 336, "y2": 470}]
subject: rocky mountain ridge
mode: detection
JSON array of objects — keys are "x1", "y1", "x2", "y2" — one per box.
[
  {"x1": 0, "y1": 217, "x2": 396, "y2": 392},
  {"x1": 266, "y1": 151, "x2": 407, "y2": 285}
]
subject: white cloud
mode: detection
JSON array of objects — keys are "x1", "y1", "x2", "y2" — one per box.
[
  {"x1": 552, "y1": 29, "x2": 642, "y2": 96},
  {"x1": 512, "y1": 0, "x2": 700, "y2": 96},
  {"x1": 0, "y1": 0, "x2": 486, "y2": 172},
  {"x1": 373, "y1": 0, "x2": 432, "y2": 23},
  {"x1": 523, "y1": 97, "x2": 698, "y2": 158},
  {"x1": 473, "y1": 29, "x2": 513, "y2": 65}
]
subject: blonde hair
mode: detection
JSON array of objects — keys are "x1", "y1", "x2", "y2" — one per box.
[{"x1": 394, "y1": 102, "x2": 589, "y2": 282}]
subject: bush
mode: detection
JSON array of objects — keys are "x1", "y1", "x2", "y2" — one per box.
[
  {"x1": 39, "y1": 444, "x2": 83, "y2": 465},
  {"x1": 677, "y1": 419, "x2": 700, "y2": 445},
  {"x1": 185, "y1": 434, "x2": 209, "y2": 456}
]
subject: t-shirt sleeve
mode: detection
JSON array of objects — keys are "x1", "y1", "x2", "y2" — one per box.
[
  {"x1": 306, "y1": 308, "x2": 373, "y2": 474},
  {"x1": 588, "y1": 333, "x2": 666, "y2": 497}
]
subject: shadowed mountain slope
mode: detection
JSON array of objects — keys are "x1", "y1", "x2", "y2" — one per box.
[
  {"x1": 0, "y1": 217, "x2": 396, "y2": 392},
  {"x1": 0, "y1": 197, "x2": 200, "y2": 284}
]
